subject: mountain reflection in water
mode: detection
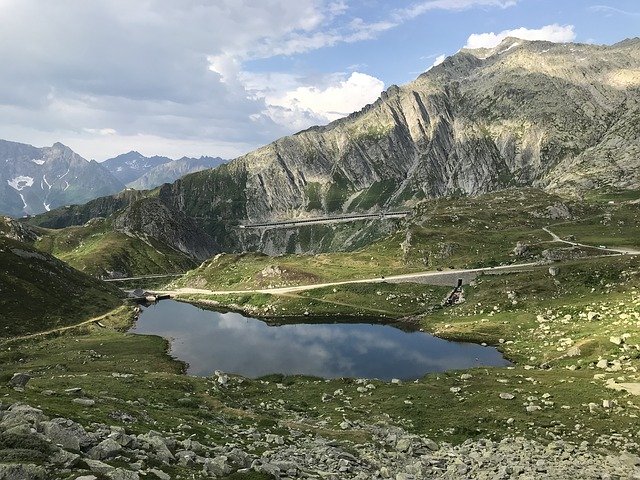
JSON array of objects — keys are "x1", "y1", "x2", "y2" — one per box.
[{"x1": 130, "y1": 300, "x2": 509, "y2": 380}]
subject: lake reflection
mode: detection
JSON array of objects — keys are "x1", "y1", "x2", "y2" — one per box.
[{"x1": 130, "y1": 300, "x2": 509, "y2": 380}]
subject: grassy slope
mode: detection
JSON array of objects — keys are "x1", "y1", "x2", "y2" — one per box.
[
  {"x1": 1, "y1": 187, "x2": 639, "y2": 476},
  {"x1": 1, "y1": 255, "x2": 639, "y2": 461},
  {"x1": 0, "y1": 234, "x2": 124, "y2": 337},
  {"x1": 35, "y1": 218, "x2": 196, "y2": 277},
  {"x1": 179, "y1": 282, "x2": 453, "y2": 320},
  {"x1": 172, "y1": 188, "x2": 640, "y2": 291}
]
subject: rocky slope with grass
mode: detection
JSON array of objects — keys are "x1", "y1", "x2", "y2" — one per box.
[
  {"x1": 29, "y1": 38, "x2": 640, "y2": 257},
  {"x1": 2, "y1": 252, "x2": 640, "y2": 479},
  {"x1": 1, "y1": 400, "x2": 638, "y2": 480}
]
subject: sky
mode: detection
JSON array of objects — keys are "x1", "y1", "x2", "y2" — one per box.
[{"x1": 0, "y1": 0, "x2": 638, "y2": 161}]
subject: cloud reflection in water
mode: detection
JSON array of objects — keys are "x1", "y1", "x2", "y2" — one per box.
[{"x1": 130, "y1": 301, "x2": 509, "y2": 379}]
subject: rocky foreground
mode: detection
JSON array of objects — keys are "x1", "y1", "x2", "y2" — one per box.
[{"x1": 1, "y1": 402, "x2": 639, "y2": 480}]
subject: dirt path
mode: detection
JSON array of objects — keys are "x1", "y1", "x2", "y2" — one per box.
[{"x1": 1, "y1": 309, "x2": 122, "y2": 344}]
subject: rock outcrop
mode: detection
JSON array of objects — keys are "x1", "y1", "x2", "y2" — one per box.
[
  {"x1": 1, "y1": 401, "x2": 638, "y2": 479},
  {"x1": 30, "y1": 38, "x2": 640, "y2": 256}
]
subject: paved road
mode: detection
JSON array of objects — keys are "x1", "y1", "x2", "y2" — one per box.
[
  {"x1": 153, "y1": 262, "x2": 542, "y2": 297},
  {"x1": 239, "y1": 211, "x2": 410, "y2": 229},
  {"x1": 104, "y1": 273, "x2": 184, "y2": 282},
  {"x1": 542, "y1": 227, "x2": 640, "y2": 255},
  {"x1": 154, "y1": 227, "x2": 639, "y2": 297}
]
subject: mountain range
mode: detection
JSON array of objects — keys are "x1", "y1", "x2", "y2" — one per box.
[
  {"x1": 0, "y1": 140, "x2": 124, "y2": 217},
  {"x1": 27, "y1": 37, "x2": 640, "y2": 259},
  {"x1": 102, "y1": 151, "x2": 226, "y2": 190},
  {"x1": 0, "y1": 141, "x2": 226, "y2": 217}
]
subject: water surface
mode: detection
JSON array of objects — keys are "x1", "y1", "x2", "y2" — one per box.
[{"x1": 130, "y1": 300, "x2": 509, "y2": 380}]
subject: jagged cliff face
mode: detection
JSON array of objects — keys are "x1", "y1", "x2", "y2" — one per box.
[
  {"x1": 32, "y1": 38, "x2": 640, "y2": 256},
  {"x1": 171, "y1": 38, "x2": 640, "y2": 225},
  {"x1": 112, "y1": 198, "x2": 218, "y2": 261}
]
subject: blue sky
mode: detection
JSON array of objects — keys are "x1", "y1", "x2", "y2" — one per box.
[
  {"x1": 0, "y1": 0, "x2": 637, "y2": 160},
  {"x1": 258, "y1": 0, "x2": 639, "y2": 85}
]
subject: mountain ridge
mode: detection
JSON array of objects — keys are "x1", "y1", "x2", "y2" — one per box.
[
  {"x1": 28, "y1": 37, "x2": 640, "y2": 257},
  {"x1": 102, "y1": 151, "x2": 226, "y2": 190},
  {"x1": 0, "y1": 140, "x2": 125, "y2": 217}
]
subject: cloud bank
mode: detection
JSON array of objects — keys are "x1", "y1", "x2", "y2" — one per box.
[
  {"x1": 465, "y1": 24, "x2": 576, "y2": 49},
  {"x1": 0, "y1": 0, "x2": 519, "y2": 160}
]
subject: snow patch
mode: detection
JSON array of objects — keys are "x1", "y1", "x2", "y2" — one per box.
[
  {"x1": 31, "y1": 159, "x2": 45, "y2": 165},
  {"x1": 18, "y1": 193, "x2": 27, "y2": 210},
  {"x1": 7, "y1": 176, "x2": 34, "y2": 191},
  {"x1": 63, "y1": 181, "x2": 69, "y2": 191},
  {"x1": 43, "y1": 202, "x2": 51, "y2": 212},
  {"x1": 42, "y1": 174, "x2": 51, "y2": 189},
  {"x1": 59, "y1": 168, "x2": 70, "y2": 179},
  {"x1": 498, "y1": 42, "x2": 520, "y2": 55}
]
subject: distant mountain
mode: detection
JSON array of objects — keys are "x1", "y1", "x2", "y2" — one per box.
[
  {"x1": 31, "y1": 38, "x2": 640, "y2": 257},
  {"x1": 103, "y1": 152, "x2": 226, "y2": 189},
  {"x1": 101, "y1": 151, "x2": 171, "y2": 185},
  {"x1": 0, "y1": 140, "x2": 125, "y2": 217}
]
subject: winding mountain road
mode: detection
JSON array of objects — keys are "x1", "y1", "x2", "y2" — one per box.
[
  {"x1": 153, "y1": 262, "x2": 542, "y2": 297},
  {"x1": 542, "y1": 227, "x2": 640, "y2": 255},
  {"x1": 153, "y1": 226, "x2": 639, "y2": 298}
]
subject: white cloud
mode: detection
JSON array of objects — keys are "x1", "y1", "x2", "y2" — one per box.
[
  {"x1": 83, "y1": 128, "x2": 116, "y2": 136},
  {"x1": 0, "y1": 0, "x2": 520, "y2": 160},
  {"x1": 429, "y1": 54, "x2": 446, "y2": 70},
  {"x1": 271, "y1": 72, "x2": 384, "y2": 121},
  {"x1": 396, "y1": 0, "x2": 517, "y2": 20},
  {"x1": 464, "y1": 24, "x2": 576, "y2": 49},
  {"x1": 242, "y1": 71, "x2": 385, "y2": 131},
  {"x1": 588, "y1": 5, "x2": 640, "y2": 17}
]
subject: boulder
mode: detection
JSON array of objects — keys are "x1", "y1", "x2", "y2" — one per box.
[
  {"x1": 89, "y1": 438, "x2": 122, "y2": 460},
  {"x1": 41, "y1": 418, "x2": 93, "y2": 451},
  {"x1": 0, "y1": 404, "x2": 45, "y2": 430},
  {"x1": 84, "y1": 459, "x2": 115, "y2": 475},
  {"x1": 106, "y1": 469, "x2": 139, "y2": 480},
  {"x1": 203, "y1": 456, "x2": 231, "y2": 476},
  {"x1": 7, "y1": 373, "x2": 31, "y2": 390}
]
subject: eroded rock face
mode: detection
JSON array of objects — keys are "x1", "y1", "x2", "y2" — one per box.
[{"x1": 30, "y1": 38, "x2": 640, "y2": 256}]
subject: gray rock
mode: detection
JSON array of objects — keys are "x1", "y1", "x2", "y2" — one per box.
[
  {"x1": 396, "y1": 437, "x2": 413, "y2": 453},
  {"x1": 85, "y1": 459, "x2": 115, "y2": 475},
  {"x1": 72, "y1": 398, "x2": 96, "y2": 406},
  {"x1": 7, "y1": 373, "x2": 31, "y2": 389},
  {"x1": 89, "y1": 438, "x2": 122, "y2": 460},
  {"x1": 41, "y1": 418, "x2": 93, "y2": 451},
  {"x1": 203, "y1": 456, "x2": 231, "y2": 476},
  {"x1": 0, "y1": 404, "x2": 45, "y2": 430},
  {"x1": 0, "y1": 464, "x2": 46, "y2": 480},
  {"x1": 137, "y1": 432, "x2": 174, "y2": 464},
  {"x1": 147, "y1": 469, "x2": 170, "y2": 480},
  {"x1": 423, "y1": 439, "x2": 439, "y2": 451},
  {"x1": 106, "y1": 469, "x2": 139, "y2": 480},
  {"x1": 49, "y1": 448, "x2": 81, "y2": 468},
  {"x1": 65, "y1": 387, "x2": 83, "y2": 395}
]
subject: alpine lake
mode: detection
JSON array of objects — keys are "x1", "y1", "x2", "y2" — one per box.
[{"x1": 129, "y1": 300, "x2": 510, "y2": 380}]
